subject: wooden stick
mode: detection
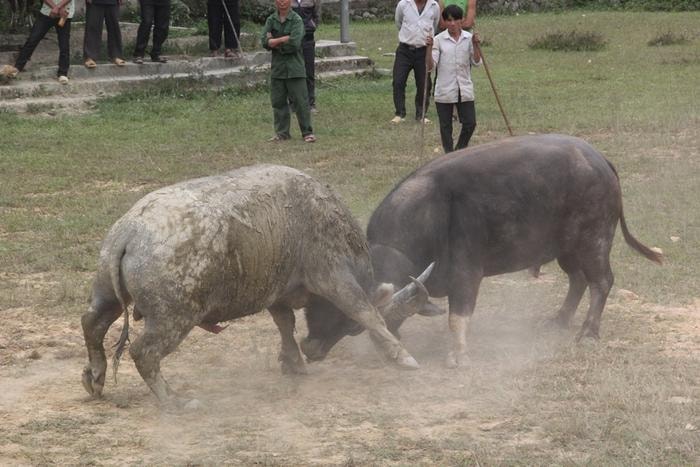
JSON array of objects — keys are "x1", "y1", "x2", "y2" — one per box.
[{"x1": 474, "y1": 41, "x2": 513, "y2": 137}]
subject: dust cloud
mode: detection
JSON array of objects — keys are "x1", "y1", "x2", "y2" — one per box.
[
  {"x1": 118, "y1": 264, "x2": 574, "y2": 463},
  {"x1": 0, "y1": 264, "x2": 587, "y2": 464}
]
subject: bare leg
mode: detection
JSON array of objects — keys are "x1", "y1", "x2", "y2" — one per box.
[
  {"x1": 269, "y1": 304, "x2": 307, "y2": 375},
  {"x1": 81, "y1": 296, "x2": 123, "y2": 397},
  {"x1": 319, "y1": 273, "x2": 419, "y2": 369}
]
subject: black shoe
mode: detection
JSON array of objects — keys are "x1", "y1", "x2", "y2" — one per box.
[{"x1": 151, "y1": 56, "x2": 168, "y2": 63}]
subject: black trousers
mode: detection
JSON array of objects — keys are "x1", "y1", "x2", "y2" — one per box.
[
  {"x1": 435, "y1": 100, "x2": 476, "y2": 153},
  {"x1": 134, "y1": 0, "x2": 170, "y2": 59},
  {"x1": 302, "y1": 35, "x2": 315, "y2": 107},
  {"x1": 207, "y1": 0, "x2": 240, "y2": 50},
  {"x1": 15, "y1": 14, "x2": 70, "y2": 77},
  {"x1": 392, "y1": 43, "x2": 431, "y2": 120},
  {"x1": 83, "y1": 3, "x2": 123, "y2": 61}
]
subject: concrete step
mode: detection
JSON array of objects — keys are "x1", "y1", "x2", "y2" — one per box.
[{"x1": 0, "y1": 43, "x2": 374, "y2": 113}]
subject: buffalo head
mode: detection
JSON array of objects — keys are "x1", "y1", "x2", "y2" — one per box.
[{"x1": 300, "y1": 263, "x2": 434, "y2": 362}]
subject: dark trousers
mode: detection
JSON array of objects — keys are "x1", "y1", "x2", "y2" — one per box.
[
  {"x1": 271, "y1": 77, "x2": 312, "y2": 138},
  {"x1": 435, "y1": 100, "x2": 476, "y2": 153},
  {"x1": 392, "y1": 43, "x2": 431, "y2": 120},
  {"x1": 134, "y1": 0, "x2": 171, "y2": 58},
  {"x1": 83, "y1": 3, "x2": 124, "y2": 61},
  {"x1": 301, "y1": 35, "x2": 315, "y2": 107},
  {"x1": 207, "y1": 0, "x2": 240, "y2": 50},
  {"x1": 15, "y1": 14, "x2": 71, "y2": 77}
]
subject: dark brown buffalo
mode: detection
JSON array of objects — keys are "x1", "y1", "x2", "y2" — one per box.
[{"x1": 365, "y1": 134, "x2": 662, "y2": 367}]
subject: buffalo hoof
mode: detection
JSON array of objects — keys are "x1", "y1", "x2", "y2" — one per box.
[
  {"x1": 575, "y1": 326, "x2": 600, "y2": 343},
  {"x1": 548, "y1": 313, "x2": 571, "y2": 329},
  {"x1": 279, "y1": 354, "x2": 309, "y2": 375},
  {"x1": 445, "y1": 352, "x2": 470, "y2": 369},
  {"x1": 183, "y1": 399, "x2": 203, "y2": 410},
  {"x1": 81, "y1": 366, "x2": 104, "y2": 398},
  {"x1": 395, "y1": 349, "x2": 420, "y2": 370}
]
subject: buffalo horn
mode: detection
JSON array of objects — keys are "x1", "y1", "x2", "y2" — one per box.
[
  {"x1": 379, "y1": 262, "x2": 435, "y2": 323},
  {"x1": 390, "y1": 262, "x2": 434, "y2": 305}
]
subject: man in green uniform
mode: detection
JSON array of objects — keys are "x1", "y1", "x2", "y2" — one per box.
[{"x1": 261, "y1": 0, "x2": 316, "y2": 142}]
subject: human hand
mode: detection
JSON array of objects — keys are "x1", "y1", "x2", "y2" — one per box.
[
  {"x1": 426, "y1": 35, "x2": 434, "y2": 47},
  {"x1": 472, "y1": 32, "x2": 481, "y2": 45}
]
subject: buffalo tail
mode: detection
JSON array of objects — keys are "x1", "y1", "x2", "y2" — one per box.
[
  {"x1": 110, "y1": 236, "x2": 131, "y2": 383},
  {"x1": 607, "y1": 160, "x2": 663, "y2": 265}
]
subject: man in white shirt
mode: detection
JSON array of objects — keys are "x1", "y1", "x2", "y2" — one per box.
[
  {"x1": 429, "y1": 4, "x2": 482, "y2": 153},
  {"x1": 391, "y1": 0, "x2": 440, "y2": 124}
]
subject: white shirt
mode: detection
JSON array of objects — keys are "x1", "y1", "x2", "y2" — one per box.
[
  {"x1": 395, "y1": 0, "x2": 440, "y2": 47},
  {"x1": 431, "y1": 29, "x2": 482, "y2": 103},
  {"x1": 40, "y1": 0, "x2": 75, "y2": 19}
]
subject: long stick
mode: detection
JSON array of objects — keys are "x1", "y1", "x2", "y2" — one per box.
[
  {"x1": 419, "y1": 45, "x2": 431, "y2": 153},
  {"x1": 221, "y1": 0, "x2": 244, "y2": 56},
  {"x1": 474, "y1": 41, "x2": 513, "y2": 137}
]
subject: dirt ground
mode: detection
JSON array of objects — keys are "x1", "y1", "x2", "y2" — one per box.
[{"x1": 1, "y1": 268, "x2": 698, "y2": 465}]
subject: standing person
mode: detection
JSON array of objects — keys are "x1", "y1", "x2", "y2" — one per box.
[
  {"x1": 429, "y1": 4, "x2": 481, "y2": 153},
  {"x1": 0, "y1": 0, "x2": 75, "y2": 84},
  {"x1": 207, "y1": 0, "x2": 241, "y2": 58},
  {"x1": 391, "y1": 0, "x2": 440, "y2": 124},
  {"x1": 438, "y1": 0, "x2": 476, "y2": 30},
  {"x1": 261, "y1": 0, "x2": 315, "y2": 143},
  {"x1": 83, "y1": 0, "x2": 126, "y2": 67},
  {"x1": 291, "y1": 0, "x2": 320, "y2": 112},
  {"x1": 133, "y1": 0, "x2": 171, "y2": 63}
]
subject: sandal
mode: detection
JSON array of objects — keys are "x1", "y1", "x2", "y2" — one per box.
[
  {"x1": 134, "y1": 56, "x2": 144, "y2": 65},
  {"x1": 84, "y1": 58, "x2": 97, "y2": 69},
  {"x1": 303, "y1": 134, "x2": 316, "y2": 143}
]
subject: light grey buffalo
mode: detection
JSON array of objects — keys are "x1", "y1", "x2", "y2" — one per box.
[{"x1": 81, "y1": 164, "x2": 428, "y2": 406}]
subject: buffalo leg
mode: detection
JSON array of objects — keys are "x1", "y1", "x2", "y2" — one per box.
[
  {"x1": 320, "y1": 275, "x2": 419, "y2": 369},
  {"x1": 81, "y1": 297, "x2": 123, "y2": 397},
  {"x1": 446, "y1": 270, "x2": 482, "y2": 368},
  {"x1": 269, "y1": 304, "x2": 307, "y2": 375},
  {"x1": 554, "y1": 255, "x2": 588, "y2": 327},
  {"x1": 129, "y1": 317, "x2": 192, "y2": 405},
  {"x1": 576, "y1": 258, "x2": 614, "y2": 341}
]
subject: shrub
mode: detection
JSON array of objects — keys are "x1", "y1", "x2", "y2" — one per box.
[
  {"x1": 647, "y1": 32, "x2": 689, "y2": 46},
  {"x1": 529, "y1": 30, "x2": 607, "y2": 51}
]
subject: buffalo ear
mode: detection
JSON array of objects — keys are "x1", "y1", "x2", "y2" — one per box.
[{"x1": 371, "y1": 283, "x2": 394, "y2": 308}]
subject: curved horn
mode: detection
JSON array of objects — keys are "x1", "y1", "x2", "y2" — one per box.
[
  {"x1": 390, "y1": 261, "x2": 434, "y2": 305},
  {"x1": 379, "y1": 262, "x2": 435, "y2": 323}
]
